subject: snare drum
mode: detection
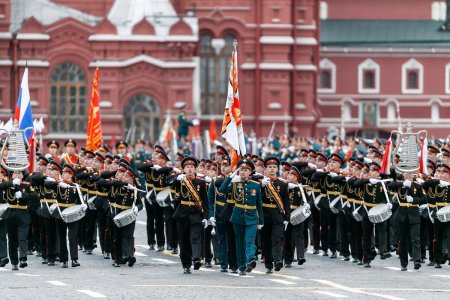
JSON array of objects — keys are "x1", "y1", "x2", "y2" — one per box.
[
  {"x1": 290, "y1": 205, "x2": 311, "y2": 225},
  {"x1": 61, "y1": 205, "x2": 85, "y2": 223},
  {"x1": 368, "y1": 204, "x2": 392, "y2": 224},
  {"x1": 0, "y1": 203, "x2": 9, "y2": 220},
  {"x1": 113, "y1": 209, "x2": 137, "y2": 227},
  {"x1": 436, "y1": 206, "x2": 450, "y2": 223},
  {"x1": 156, "y1": 189, "x2": 171, "y2": 207}
]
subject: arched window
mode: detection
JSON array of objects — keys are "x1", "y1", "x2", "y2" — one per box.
[
  {"x1": 124, "y1": 94, "x2": 160, "y2": 144},
  {"x1": 358, "y1": 59, "x2": 380, "y2": 94},
  {"x1": 387, "y1": 102, "x2": 396, "y2": 122},
  {"x1": 342, "y1": 101, "x2": 351, "y2": 121},
  {"x1": 431, "y1": 101, "x2": 440, "y2": 122},
  {"x1": 50, "y1": 63, "x2": 87, "y2": 133},
  {"x1": 200, "y1": 33, "x2": 236, "y2": 115},
  {"x1": 402, "y1": 58, "x2": 423, "y2": 94}
]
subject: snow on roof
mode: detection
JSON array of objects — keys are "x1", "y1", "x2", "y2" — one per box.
[
  {"x1": 10, "y1": 0, "x2": 101, "y2": 33},
  {"x1": 108, "y1": 0, "x2": 197, "y2": 37}
]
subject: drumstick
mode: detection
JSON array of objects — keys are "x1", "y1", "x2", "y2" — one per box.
[{"x1": 126, "y1": 185, "x2": 146, "y2": 194}]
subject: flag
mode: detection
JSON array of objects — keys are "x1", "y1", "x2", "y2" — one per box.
[
  {"x1": 14, "y1": 68, "x2": 36, "y2": 172},
  {"x1": 86, "y1": 67, "x2": 103, "y2": 151},
  {"x1": 380, "y1": 137, "x2": 392, "y2": 175},
  {"x1": 158, "y1": 113, "x2": 172, "y2": 144},
  {"x1": 419, "y1": 137, "x2": 428, "y2": 175},
  {"x1": 209, "y1": 118, "x2": 217, "y2": 142},
  {"x1": 221, "y1": 41, "x2": 246, "y2": 168}
]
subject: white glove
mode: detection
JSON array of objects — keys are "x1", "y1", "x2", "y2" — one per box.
[
  {"x1": 329, "y1": 172, "x2": 338, "y2": 177},
  {"x1": 177, "y1": 174, "x2": 186, "y2": 181},
  {"x1": 439, "y1": 180, "x2": 450, "y2": 187},
  {"x1": 231, "y1": 175, "x2": 241, "y2": 183},
  {"x1": 288, "y1": 183, "x2": 298, "y2": 189},
  {"x1": 81, "y1": 203, "x2": 87, "y2": 212},
  {"x1": 58, "y1": 182, "x2": 69, "y2": 188},
  {"x1": 369, "y1": 178, "x2": 379, "y2": 185},
  {"x1": 416, "y1": 178, "x2": 424, "y2": 185},
  {"x1": 12, "y1": 178, "x2": 20, "y2": 186},
  {"x1": 45, "y1": 177, "x2": 56, "y2": 182},
  {"x1": 15, "y1": 191, "x2": 22, "y2": 199},
  {"x1": 283, "y1": 220, "x2": 289, "y2": 231},
  {"x1": 308, "y1": 163, "x2": 316, "y2": 169},
  {"x1": 205, "y1": 176, "x2": 212, "y2": 183},
  {"x1": 173, "y1": 167, "x2": 181, "y2": 173},
  {"x1": 406, "y1": 195, "x2": 414, "y2": 203},
  {"x1": 127, "y1": 184, "x2": 135, "y2": 190},
  {"x1": 257, "y1": 224, "x2": 264, "y2": 230},
  {"x1": 133, "y1": 206, "x2": 139, "y2": 214},
  {"x1": 387, "y1": 203, "x2": 393, "y2": 210},
  {"x1": 209, "y1": 217, "x2": 216, "y2": 227},
  {"x1": 230, "y1": 169, "x2": 239, "y2": 178},
  {"x1": 202, "y1": 219, "x2": 208, "y2": 229},
  {"x1": 45, "y1": 153, "x2": 52, "y2": 159},
  {"x1": 304, "y1": 203, "x2": 310, "y2": 209},
  {"x1": 261, "y1": 177, "x2": 270, "y2": 187},
  {"x1": 403, "y1": 180, "x2": 412, "y2": 188},
  {"x1": 364, "y1": 157, "x2": 372, "y2": 164},
  {"x1": 152, "y1": 165, "x2": 162, "y2": 171}
]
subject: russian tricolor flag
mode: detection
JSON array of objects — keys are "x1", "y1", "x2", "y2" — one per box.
[{"x1": 14, "y1": 68, "x2": 35, "y2": 171}]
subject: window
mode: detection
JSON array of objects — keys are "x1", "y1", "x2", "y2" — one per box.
[
  {"x1": 431, "y1": 101, "x2": 440, "y2": 122},
  {"x1": 200, "y1": 33, "x2": 236, "y2": 115},
  {"x1": 445, "y1": 63, "x2": 450, "y2": 94},
  {"x1": 320, "y1": 1, "x2": 328, "y2": 20},
  {"x1": 363, "y1": 70, "x2": 375, "y2": 89},
  {"x1": 123, "y1": 94, "x2": 160, "y2": 144},
  {"x1": 358, "y1": 59, "x2": 379, "y2": 94},
  {"x1": 402, "y1": 59, "x2": 423, "y2": 94},
  {"x1": 318, "y1": 58, "x2": 336, "y2": 93},
  {"x1": 387, "y1": 102, "x2": 397, "y2": 122},
  {"x1": 342, "y1": 101, "x2": 351, "y2": 121},
  {"x1": 431, "y1": 2, "x2": 447, "y2": 20},
  {"x1": 50, "y1": 63, "x2": 86, "y2": 133}
]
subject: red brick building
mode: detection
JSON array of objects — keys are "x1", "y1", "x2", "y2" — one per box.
[
  {"x1": 318, "y1": 0, "x2": 450, "y2": 138},
  {"x1": 0, "y1": 0, "x2": 320, "y2": 146}
]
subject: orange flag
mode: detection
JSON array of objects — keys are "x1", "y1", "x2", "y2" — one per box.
[
  {"x1": 221, "y1": 40, "x2": 246, "y2": 168},
  {"x1": 209, "y1": 118, "x2": 217, "y2": 142},
  {"x1": 86, "y1": 67, "x2": 103, "y2": 151}
]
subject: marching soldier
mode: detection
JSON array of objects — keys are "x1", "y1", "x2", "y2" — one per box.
[
  {"x1": 0, "y1": 166, "x2": 8, "y2": 267},
  {"x1": 46, "y1": 140, "x2": 62, "y2": 164},
  {"x1": 61, "y1": 139, "x2": 79, "y2": 166},
  {"x1": 219, "y1": 159, "x2": 263, "y2": 276},
  {"x1": 171, "y1": 157, "x2": 208, "y2": 274},
  {"x1": 260, "y1": 156, "x2": 290, "y2": 273}
]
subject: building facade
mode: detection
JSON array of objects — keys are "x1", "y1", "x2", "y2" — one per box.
[
  {"x1": 0, "y1": 0, "x2": 320, "y2": 146},
  {"x1": 318, "y1": 0, "x2": 450, "y2": 138}
]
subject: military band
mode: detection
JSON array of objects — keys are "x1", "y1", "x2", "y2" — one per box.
[{"x1": 0, "y1": 136, "x2": 450, "y2": 276}]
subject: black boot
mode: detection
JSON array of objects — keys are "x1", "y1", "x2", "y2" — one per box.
[
  {"x1": 62, "y1": 261, "x2": 68, "y2": 268},
  {"x1": 71, "y1": 260, "x2": 80, "y2": 267},
  {"x1": 19, "y1": 260, "x2": 27, "y2": 268}
]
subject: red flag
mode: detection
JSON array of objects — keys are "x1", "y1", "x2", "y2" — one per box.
[
  {"x1": 221, "y1": 40, "x2": 246, "y2": 168},
  {"x1": 209, "y1": 118, "x2": 217, "y2": 142},
  {"x1": 86, "y1": 67, "x2": 103, "y2": 151}
]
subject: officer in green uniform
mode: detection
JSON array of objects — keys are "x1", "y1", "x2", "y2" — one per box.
[{"x1": 219, "y1": 159, "x2": 264, "y2": 276}]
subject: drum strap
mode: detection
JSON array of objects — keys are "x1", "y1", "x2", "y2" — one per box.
[
  {"x1": 267, "y1": 183, "x2": 285, "y2": 215},
  {"x1": 380, "y1": 181, "x2": 392, "y2": 205},
  {"x1": 183, "y1": 179, "x2": 203, "y2": 213}
]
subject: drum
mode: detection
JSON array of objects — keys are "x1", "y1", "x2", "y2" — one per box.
[
  {"x1": 368, "y1": 204, "x2": 392, "y2": 224},
  {"x1": 290, "y1": 205, "x2": 311, "y2": 226},
  {"x1": 352, "y1": 205, "x2": 365, "y2": 222},
  {"x1": 113, "y1": 209, "x2": 137, "y2": 227},
  {"x1": 0, "y1": 203, "x2": 9, "y2": 220},
  {"x1": 87, "y1": 196, "x2": 97, "y2": 210},
  {"x1": 436, "y1": 206, "x2": 450, "y2": 223},
  {"x1": 61, "y1": 205, "x2": 85, "y2": 223},
  {"x1": 156, "y1": 189, "x2": 171, "y2": 207}
]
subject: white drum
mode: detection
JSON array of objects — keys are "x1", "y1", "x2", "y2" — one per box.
[
  {"x1": 113, "y1": 209, "x2": 137, "y2": 227},
  {"x1": 436, "y1": 206, "x2": 450, "y2": 223},
  {"x1": 368, "y1": 204, "x2": 392, "y2": 224},
  {"x1": 156, "y1": 189, "x2": 171, "y2": 207},
  {"x1": 0, "y1": 203, "x2": 9, "y2": 220},
  {"x1": 61, "y1": 205, "x2": 85, "y2": 223},
  {"x1": 290, "y1": 205, "x2": 311, "y2": 225}
]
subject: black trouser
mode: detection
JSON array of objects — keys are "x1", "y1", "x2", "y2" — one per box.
[
  {"x1": 398, "y1": 218, "x2": 420, "y2": 268},
  {"x1": 7, "y1": 210, "x2": 30, "y2": 265},
  {"x1": 262, "y1": 220, "x2": 284, "y2": 269},
  {"x1": 362, "y1": 215, "x2": 387, "y2": 262},
  {"x1": 113, "y1": 220, "x2": 136, "y2": 260},
  {"x1": 326, "y1": 209, "x2": 338, "y2": 253},
  {"x1": 425, "y1": 216, "x2": 435, "y2": 262},
  {"x1": 389, "y1": 205, "x2": 399, "y2": 248},
  {"x1": 319, "y1": 208, "x2": 329, "y2": 251},
  {"x1": 0, "y1": 219, "x2": 7, "y2": 259},
  {"x1": 350, "y1": 217, "x2": 363, "y2": 261},
  {"x1": 44, "y1": 217, "x2": 59, "y2": 261},
  {"x1": 225, "y1": 220, "x2": 237, "y2": 269},
  {"x1": 28, "y1": 209, "x2": 40, "y2": 252},
  {"x1": 311, "y1": 205, "x2": 321, "y2": 251},
  {"x1": 177, "y1": 216, "x2": 202, "y2": 269},
  {"x1": 56, "y1": 219, "x2": 78, "y2": 262},
  {"x1": 434, "y1": 219, "x2": 450, "y2": 264},
  {"x1": 108, "y1": 215, "x2": 121, "y2": 262},
  {"x1": 78, "y1": 215, "x2": 86, "y2": 249},
  {"x1": 163, "y1": 206, "x2": 177, "y2": 249},
  {"x1": 144, "y1": 200, "x2": 165, "y2": 247},
  {"x1": 338, "y1": 211, "x2": 350, "y2": 257},
  {"x1": 284, "y1": 222, "x2": 305, "y2": 264},
  {"x1": 97, "y1": 208, "x2": 111, "y2": 254},
  {"x1": 38, "y1": 215, "x2": 48, "y2": 258},
  {"x1": 84, "y1": 208, "x2": 97, "y2": 250}
]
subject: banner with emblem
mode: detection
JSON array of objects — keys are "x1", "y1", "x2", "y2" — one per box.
[
  {"x1": 86, "y1": 67, "x2": 103, "y2": 151},
  {"x1": 221, "y1": 40, "x2": 246, "y2": 168}
]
